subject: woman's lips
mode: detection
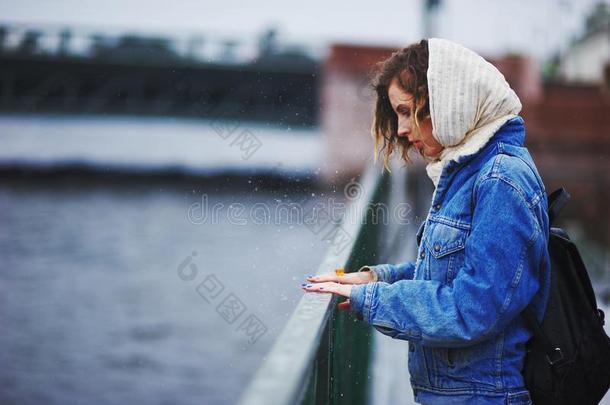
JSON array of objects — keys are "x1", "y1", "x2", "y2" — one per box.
[{"x1": 413, "y1": 140, "x2": 424, "y2": 150}]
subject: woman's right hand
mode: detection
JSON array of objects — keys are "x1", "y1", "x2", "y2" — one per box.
[
  {"x1": 306, "y1": 268, "x2": 374, "y2": 285},
  {"x1": 304, "y1": 268, "x2": 373, "y2": 316}
]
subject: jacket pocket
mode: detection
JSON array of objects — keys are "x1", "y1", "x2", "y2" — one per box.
[
  {"x1": 447, "y1": 347, "x2": 456, "y2": 368},
  {"x1": 428, "y1": 346, "x2": 472, "y2": 388},
  {"x1": 445, "y1": 347, "x2": 472, "y2": 370},
  {"x1": 443, "y1": 339, "x2": 500, "y2": 390},
  {"x1": 423, "y1": 220, "x2": 468, "y2": 284}
]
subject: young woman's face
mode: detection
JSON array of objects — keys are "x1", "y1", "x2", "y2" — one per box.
[{"x1": 388, "y1": 78, "x2": 443, "y2": 159}]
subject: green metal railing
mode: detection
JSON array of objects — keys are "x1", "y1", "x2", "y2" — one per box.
[{"x1": 238, "y1": 167, "x2": 392, "y2": 405}]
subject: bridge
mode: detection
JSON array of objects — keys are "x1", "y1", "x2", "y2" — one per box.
[{"x1": 0, "y1": 23, "x2": 322, "y2": 126}]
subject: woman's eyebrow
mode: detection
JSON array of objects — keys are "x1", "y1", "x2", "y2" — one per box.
[{"x1": 390, "y1": 98, "x2": 410, "y2": 113}]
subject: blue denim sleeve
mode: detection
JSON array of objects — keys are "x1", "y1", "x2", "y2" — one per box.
[
  {"x1": 362, "y1": 261, "x2": 416, "y2": 284},
  {"x1": 350, "y1": 177, "x2": 546, "y2": 348}
]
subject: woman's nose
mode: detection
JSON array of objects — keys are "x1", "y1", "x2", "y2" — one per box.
[{"x1": 397, "y1": 122, "x2": 410, "y2": 138}]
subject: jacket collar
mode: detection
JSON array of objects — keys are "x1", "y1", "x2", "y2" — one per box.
[
  {"x1": 446, "y1": 116, "x2": 525, "y2": 171},
  {"x1": 429, "y1": 116, "x2": 526, "y2": 205}
]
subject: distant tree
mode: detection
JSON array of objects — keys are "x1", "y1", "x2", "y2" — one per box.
[
  {"x1": 258, "y1": 28, "x2": 278, "y2": 57},
  {"x1": 18, "y1": 30, "x2": 42, "y2": 55},
  {"x1": 585, "y1": 2, "x2": 610, "y2": 35},
  {"x1": 58, "y1": 29, "x2": 72, "y2": 57},
  {"x1": 541, "y1": 51, "x2": 561, "y2": 81},
  {"x1": 0, "y1": 26, "x2": 6, "y2": 53},
  {"x1": 425, "y1": 0, "x2": 441, "y2": 11}
]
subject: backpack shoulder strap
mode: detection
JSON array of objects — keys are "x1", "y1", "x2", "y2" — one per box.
[
  {"x1": 548, "y1": 188, "x2": 570, "y2": 226},
  {"x1": 521, "y1": 188, "x2": 570, "y2": 365}
]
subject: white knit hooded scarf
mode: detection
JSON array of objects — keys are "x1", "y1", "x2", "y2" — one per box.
[{"x1": 424, "y1": 38, "x2": 522, "y2": 187}]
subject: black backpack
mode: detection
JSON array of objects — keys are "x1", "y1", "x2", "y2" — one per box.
[{"x1": 522, "y1": 188, "x2": 610, "y2": 405}]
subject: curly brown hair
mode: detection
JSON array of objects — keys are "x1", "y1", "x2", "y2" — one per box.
[{"x1": 370, "y1": 39, "x2": 430, "y2": 171}]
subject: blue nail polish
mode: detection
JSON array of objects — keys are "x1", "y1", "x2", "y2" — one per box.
[
  {"x1": 320, "y1": 287, "x2": 324, "y2": 289},
  {"x1": 300, "y1": 283, "x2": 307, "y2": 286}
]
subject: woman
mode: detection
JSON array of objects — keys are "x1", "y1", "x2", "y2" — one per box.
[{"x1": 301, "y1": 38, "x2": 550, "y2": 405}]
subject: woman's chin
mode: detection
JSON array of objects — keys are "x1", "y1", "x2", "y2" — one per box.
[
  {"x1": 422, "y1": 146, "x2": 444, "y2": 159},
  {"x1": 412, "y1": 146, "x2": 442, "y2": 161}
]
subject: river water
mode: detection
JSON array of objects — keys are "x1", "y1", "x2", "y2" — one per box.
[{"x1": 0, "y1": 115, "x2": 339, "y2": 404}]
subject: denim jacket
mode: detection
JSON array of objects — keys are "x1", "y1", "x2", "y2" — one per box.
[{"x1": 350, "y1": 117, "x2": 550, "y2": 404}]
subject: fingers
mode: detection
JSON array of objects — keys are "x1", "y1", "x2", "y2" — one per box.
[
  {"x1": 300, "y1": 282, "x2": 336, "y2": 294},
  {"x1": 307, "y1": 273, "x2": 370, "y2": 285},
  {"x1": 306, "y1": 268, "x2": 347, "y2": 283},
  {"x1": 306, "y1": 274, "x2": 337, "y2": 283},
  {"x1": 301, "y1": 282, "x2": 352, "y2": 299}
]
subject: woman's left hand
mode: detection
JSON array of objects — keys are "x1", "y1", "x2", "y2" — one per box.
[{"x1": 300, "y1": 281, "x2": 353, "y2": 298}]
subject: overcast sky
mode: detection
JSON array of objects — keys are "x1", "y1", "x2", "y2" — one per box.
[{"x1": 0, "y1": 0, "x2": 607, "y2": 60}]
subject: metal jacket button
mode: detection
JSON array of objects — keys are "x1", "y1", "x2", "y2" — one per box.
[
  {"x1": 420, "y1": 251, "x2": 425, "y2": 259},
  {"x1": 434, "y1": 244, "x2": 441, "y2": 252}
]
